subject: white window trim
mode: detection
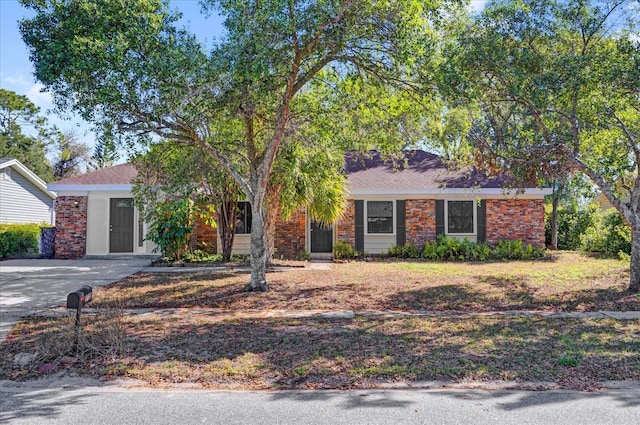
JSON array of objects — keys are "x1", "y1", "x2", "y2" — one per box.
[
  {"x1": 365, "y1": 200, "x2": 396, "y2": 236},
  {"x1": 445, "y1": 199, "x2": 477, "y2": 237}
]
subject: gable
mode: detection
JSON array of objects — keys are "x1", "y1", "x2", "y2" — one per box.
[{"x1": 0, "y1": 165, "x2": 54, "y2": 224}]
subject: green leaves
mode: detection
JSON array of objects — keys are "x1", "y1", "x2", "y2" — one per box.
[{"x1": 0, "y1": 89, "x2": 54, "y2": 181}]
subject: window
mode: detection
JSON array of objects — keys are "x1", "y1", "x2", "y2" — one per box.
[
  {"x1": 235, "y1": 202, "x2": 252, "y2": 234},
  {"x1": 367, "y1": 201, "x2": 393, "y2": 234},
  {"x1": 115, "y1": 200, "x2": 131, "y2": 208},
  {"x1": 447, "y1": 200, "x2": 475, "y2": 234}
]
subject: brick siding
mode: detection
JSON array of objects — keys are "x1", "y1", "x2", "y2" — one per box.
[
  {"x1": 335, "y1": 200, "x2": 355, "y2": 248},
  {"x1": 486, "y1": 199, "x2": 546, "y2": 246},
  {"x1": 54, "y1": 196, "x2": 87, "y2": 259},
  {"x1": 405, "y1": 199, "x2": 436, "y2": 247},
  {"x1": 193, "y1": 214, "x2": 217, "y2": 253},
  {"x1": 274, "y1": 209, "x2": 306, "y2": 259}
]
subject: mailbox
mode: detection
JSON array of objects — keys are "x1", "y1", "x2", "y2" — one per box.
[{"x1": 66, "y1": 285, "x2": 93, "y2": 309}]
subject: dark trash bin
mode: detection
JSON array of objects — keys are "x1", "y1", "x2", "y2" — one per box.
[{"x1": 40, "y1": 227, "x2": 56, "y2": 258}]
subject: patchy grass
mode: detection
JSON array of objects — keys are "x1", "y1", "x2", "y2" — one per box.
[
  {"x1": 2, "y1": 313, "x2": 639, "y2": 391},
  {"x1": 2, "y1": 251, "x2": 639, "y2": 390},
  {"x1": 94, "y1": 252, "x2": 638, "y2": 312}
]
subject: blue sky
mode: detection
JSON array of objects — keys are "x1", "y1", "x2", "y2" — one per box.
[
  {"x1": 0, "y1": 0, "x2": 225, "y2": 152},
  {"x1": 0, "y1": 0, "x2": 487, "y2": 154}
]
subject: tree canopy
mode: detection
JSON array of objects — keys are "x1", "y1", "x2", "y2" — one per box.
[
  {"x1": 20, "y1": 0, "x2": 459, "y2": 290},
  {"x1": 443, "y1": 0, "x2": 640, "y2": 291},
  {"x1": 0, "y1": 88, "x2": 53, "y2": 180}
]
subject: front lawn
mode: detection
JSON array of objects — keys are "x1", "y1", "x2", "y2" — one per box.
[
  {"x1": 96, "y1": 251, "x2": 638, "y2": 312},
  {"x1": 1, "y1": 252, "x2": 639, "y2": 390}
]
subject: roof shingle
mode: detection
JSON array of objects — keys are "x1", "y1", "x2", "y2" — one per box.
[
  {"x1": 345, "y1": 151, "x2": 510, "y2": 191},
  {"x1": 52, "y1": 163, "x2": 137, "y2": 185},
  {"x1": 49, "y1": 151, "x2": 524, "y2": 191}
]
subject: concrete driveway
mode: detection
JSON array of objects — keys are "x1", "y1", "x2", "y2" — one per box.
[{"x1": 0, "y1": 256, "x2": 155, "y2": 342}]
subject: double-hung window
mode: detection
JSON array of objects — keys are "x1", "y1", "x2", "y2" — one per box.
[
  {"x1": 446, "y1": 200, "x2": 475, "y2": 235},
  {"x1": 235, "y1": 202, "x2": 252, "y2": 234},
  {"x1": 367, "y1": 201, "x2": 394, "y2": 234}
]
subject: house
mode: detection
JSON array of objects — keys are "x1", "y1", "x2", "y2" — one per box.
[
  {"x1": 593, "y1": 192, "x2": 617, "y2": 211},
  {"x1": 49, "y1": 151, "x2": 551, "y2": 259},
  {"x1": 272, "y1": 151, "x2": 550, "y2": 258},
  {"x1": 0, "y1": 158, "x2": 56, "y2": 224},
  {"x1": 47, "y1": 163, "x2": 155, "y2": 258}
]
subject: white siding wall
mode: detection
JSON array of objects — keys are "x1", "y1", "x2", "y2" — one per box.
[
  {"x1": 0, "y1": 168, "x2": 54, "y2": 224},
  {"x1": 364, "y1": 235, "x2": 396, "y2": 254},
  {"x1": 85, "y1": 191, "x2": 157, "y2": 255},
  {"x1": 228, "y1": 234, "x2": 251, "y2": 255}
]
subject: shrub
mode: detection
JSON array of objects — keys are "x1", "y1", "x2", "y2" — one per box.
[
  {"x1": 333, "y1": 240, "x2": 358, "y2": 260},
  {"x1": 545, "y1": 203, "x2": 598, "y2": 250},
  {"x1": 422, "y1": 235, "x2": 475, "y2": 261},
  {"x1": 387, "y1": 243, "x2": 421, "y2": 259},
  {"x1": 418, "y1": 235, "x2": 545, "y2": 261},
  {"x1": 492, "y1": 239, "x2": 545, "y2": 260},
  {"x1": 183, "y1": 250, "x2": 223, "y2": 263},
  {"x1": 145, "y1": 198, "x2": 194, "y2": 260},
  {"x1": 580, "y1": 208, "x2": 631, "y2": 257},
  {"x1": 297, "y1": 250, "x2": 312, "y2": 261},
  {"x1": 0, "y1": 223, "x2": 48, "y2": 258}
]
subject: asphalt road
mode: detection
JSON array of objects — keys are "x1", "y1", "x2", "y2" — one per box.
[{"x1": 1, "y1": 379, "x2": 639, "y2": 425}]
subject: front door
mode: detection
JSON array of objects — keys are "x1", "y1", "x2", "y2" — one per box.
[
  {"x1": 110, "y1": 198, "x2": 134, "y2": 253},
  {"x1": 310, "y1": 221, "x2": 333, "y2": 253}
]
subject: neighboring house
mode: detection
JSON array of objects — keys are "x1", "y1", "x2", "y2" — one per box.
[
  {"x1": 593, "y1": 192, "x2": 619, "y2": 211},
  {"x1": 49, "y1": 151, "x2": 551, "y2": 259},
  {"x1": 0, "y1": 158, "x2": 56, "y2": 225}
]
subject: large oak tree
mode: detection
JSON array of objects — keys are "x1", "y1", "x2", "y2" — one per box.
[
  {"x1": 20, "y1": 0, "x2": 453, "y2": 290},
  {"x1": 444, "y1": 0, "x2": 640, "y2": 292}
]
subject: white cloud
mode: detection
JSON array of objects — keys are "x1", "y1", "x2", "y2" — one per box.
[
  {"x1": 25, "y1": 82, "x2": 53, "y2": 110},
  {"x1": 4, "y1": 74, "x2": 31, "y2": 87}
]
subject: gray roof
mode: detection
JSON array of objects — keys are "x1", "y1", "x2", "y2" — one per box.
[
  {"x1": 345, "y1": 151, "x2": 512, "y2": 191},
  {"x1": 51, "y1": 163, "x2": 137, "y2": 185},
  {"x1": 48, "y1": 151, "x2": 531, "y2": 192}
]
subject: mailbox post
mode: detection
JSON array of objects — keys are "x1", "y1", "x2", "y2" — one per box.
[{"x1": 66, "y1": 285, "x2": 92, "y2": 353}]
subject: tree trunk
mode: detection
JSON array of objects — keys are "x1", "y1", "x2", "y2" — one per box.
[
  {"x1": 630, "y1": 229, "x2": 640, "y2": 293},
  {"x1": 218, "y1": 200, "x2": 236, "y2": 261},
  {"x1": 245, "y1": 199, "x2": 269, "y2": 292},
  {"x1": 550, "y1": 187, "x2": 559, "y2": 250},
  {"x1": 263, "y1": 184, "x2": 281, "y2": 264}
]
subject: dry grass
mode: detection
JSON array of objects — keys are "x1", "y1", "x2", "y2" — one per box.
[
  {"x1": 1, "y1": 251, "x2": 639, "y2": 390},
  {"x1": 2, "y1": 314, "x2": 639, "y2": 391},
  {"x1": 95, "y1": 252, "x2": 639, "y2": 312}
]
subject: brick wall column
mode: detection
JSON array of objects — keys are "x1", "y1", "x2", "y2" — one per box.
[
  {"x1": 54, "y1": 196, "x2": 88, "y2": 259},
  {"x1": 486, "y1": 199, "x2": 546, "y2": 247},
  {"x1": 405, "y1": 199, "x2": 436, "y2": 247},
  {"x1": 335, "y1": 200, "x2": 355, "y2": 248},
  {"x1": 193, "y1": 214, "x2": 217, "y2": 254},
  {"x1": 274, "y1": 209, "x2": 306, "y2": 259}
]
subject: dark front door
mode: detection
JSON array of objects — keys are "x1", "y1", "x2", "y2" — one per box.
[
  {"x1": 311, "y1": 221, "x2": 333, "y2": 253},
  {"x1": 110, "y1": 198, "x2": 134, "y2": 253}
]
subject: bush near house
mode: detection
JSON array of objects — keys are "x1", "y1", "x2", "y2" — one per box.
[
  {"x1": 145, "y1": 198, "x2": 195, "y2": 261},
  {"x1": 580, "y1": 208, "x2": 631, "y2": 258},
  {"x1": 0, "y1": 223, "x2": 50, "y2": 258},
  {"x1": 545, "y1": 203, "x2": 598, "y2": 250},
  {"x1": 388, "y1": 236, "x2": 546, "y2": 261},
  {"x1": 544, "y1": 202, "x2": 631, "y2": 258},
  {"x1": 333, "y1": 240, "x2": 359, "y2": 260}
]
